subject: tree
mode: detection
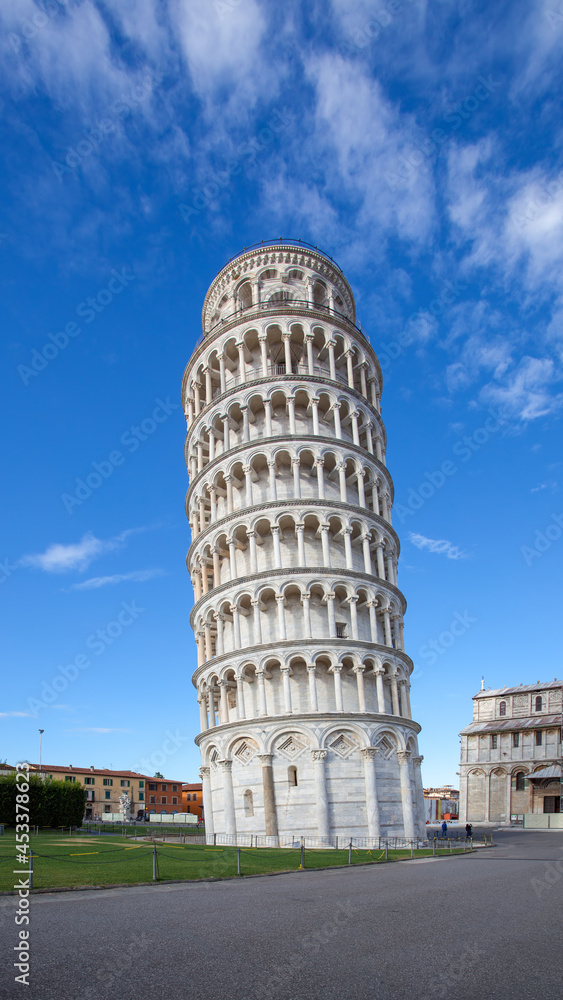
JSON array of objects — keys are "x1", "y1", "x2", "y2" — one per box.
[
  {"x1": 0, "y1": 775, "x2": 85, "y2": 827},
  {"x1": 154, "y1": 772, "x2": 164, "y2": 778}
]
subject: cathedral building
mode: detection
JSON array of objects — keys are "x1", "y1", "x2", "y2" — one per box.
[
  {"x1": 459, "y1": 679, "x2": 562, "y2": 826},
  {"x1": 182, "y1": 240, "x2": 424, "y2": 843}
]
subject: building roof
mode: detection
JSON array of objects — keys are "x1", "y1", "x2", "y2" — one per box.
[
  {"x1": 526, "y1": 764, "x2": 562, "y2": 781},
  {"x1": 460, "y1": 715, "x2": 562, "y2": 735},
  {"x1": 28, "y1": 764, "x2": 183, "y2": 781},
  {"x1": 182, "y1": 783, "x2": 202, "y2": 790},
  {"x1": 29, "y1": 764, "x2": 147, "y2": 777},
  {"x1": 473, "y1": 680, "x2": 562, "y2": 699}
]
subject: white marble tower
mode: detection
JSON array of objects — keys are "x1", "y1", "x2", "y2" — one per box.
[{"x1": 182, "y1": 241, "x2": 424, "y2": 843}]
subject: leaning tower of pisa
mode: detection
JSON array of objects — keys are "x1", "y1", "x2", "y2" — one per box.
[{"x1": 182, "y1": 240, "x2": 424, "y2": 844}]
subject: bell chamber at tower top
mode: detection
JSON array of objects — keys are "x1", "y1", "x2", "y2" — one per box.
[{"x1": 201, "y1": 246, "x2": 357, "y2": 335}]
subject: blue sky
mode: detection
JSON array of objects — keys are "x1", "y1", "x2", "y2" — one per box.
[{"x1": 1, "y1": 0, "x2": 562, "y2": 788}]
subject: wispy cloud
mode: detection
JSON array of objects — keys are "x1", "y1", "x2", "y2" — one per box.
[
  {"x1": 68, "y1": 569, "x2": 164, "y2": 591},
  {"x1": 0, "y1": 711, "x2": 32, "y2": 718},
  {"x1": 19, "y1": 528, "x2": 144, "y2": 574},
  {"x1": 65, "y1": 728, "x2": 130, "y2": 734},
  {"x1": 409, "y1": 532, "x2": 466, "y2": 560}
]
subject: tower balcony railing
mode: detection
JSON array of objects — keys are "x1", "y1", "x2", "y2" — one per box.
[
  {"x1": 195, "y1": 298, "x2": 371, "y2": 350},
  {"x1": 205, "y1": 361, "x2": 350, "y2": 399}
]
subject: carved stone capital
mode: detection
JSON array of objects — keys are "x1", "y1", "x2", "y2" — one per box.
[
  {"x1": 257, "y1": 753, "x2": 274, "y2": 767},
  {"x1": 218, "y1": 759, "x2": 233, "y2": 772},
  {"x1": 396, "y1": 750, "x2": 411, "y2": 765},
  {"x1": 360, "y1": 747, "x2": 379, "y2": 761},
  {"x1": 412, "y1": 755, "x2": 424, "y2": 767},
  {"x1": 311, "y1": 749, "x2": 328, "y2": 763},
  {"x1": 199, "y1": 766, "x2": 210, "y2": 780}
]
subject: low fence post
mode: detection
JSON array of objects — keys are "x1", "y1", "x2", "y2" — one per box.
[
  {"x1": 432, "y1": 839, "x2": 436, "y2": 856},
  {"x1": 29, "y1": 849, "x2": 33, "y2": 890},
  {"x1": 299, "y1": 837, "x2": 305, "y2": 870},
  {"x1": 237, "y1": 847, "x2": 241, "y2": 876},
  {"x1": 410, "y1": 841, "x2": 414, "y2": 859},
  {"x1": 152, "y1": 845, "x2": 157, "y2": 882},
  {"x1": 335, "y1": 836, "x2": 338, "y2": 850},
  {"x1": 385, "y1": 840, "x2": 388, "y2": 862},
  {"x1": 449, "y1": 839, "x2": 452, "y2": 853},
  {"x1": 348, "y1": 839, "x2": 352, "y2": 866}
]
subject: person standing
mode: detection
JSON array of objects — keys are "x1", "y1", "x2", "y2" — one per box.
[{"x1": 441, "y1": 820, "x2": 448, "y2": 837}]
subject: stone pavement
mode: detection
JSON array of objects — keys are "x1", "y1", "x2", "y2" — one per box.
[{"x1": 2, "y1": 829, "x2": 562, "y2": 1000}]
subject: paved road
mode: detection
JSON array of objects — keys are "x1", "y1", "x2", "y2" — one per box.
[{"x1": 2, "y1": 830, "x2": 562, "y2": 1000}]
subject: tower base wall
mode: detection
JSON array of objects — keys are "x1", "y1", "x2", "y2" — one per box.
[{"x1": 197, "y1": 714, "x2": 425, "y2": 842}]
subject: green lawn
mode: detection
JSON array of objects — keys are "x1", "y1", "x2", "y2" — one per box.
[{"x1": 0, "y1": 832, "x2": 470, "y2": 891}]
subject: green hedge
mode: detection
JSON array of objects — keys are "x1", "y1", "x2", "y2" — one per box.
[{"x1": 0, "y1": 774, "x2": 86, "y2": 828}]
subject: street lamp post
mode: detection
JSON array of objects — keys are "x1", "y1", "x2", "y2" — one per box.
[{"x1": 38, "y1": 730, "x2": 44, "y2": 773}]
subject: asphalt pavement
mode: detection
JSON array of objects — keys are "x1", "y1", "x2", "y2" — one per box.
[{"x1": 2, "y1": 829, "x2": 562, "y2": 1000}]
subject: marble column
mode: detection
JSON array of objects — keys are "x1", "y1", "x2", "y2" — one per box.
[
  {"x1": 301, "y1": 593, "x2": 312, "y2": 638},
  {"x1": 296, "y1": 522, "x2": 306, "y2": 565},
  {"x1": 306, "y1": 335, "x2": 314, "y2": 374},
  {"x1": 354, "y1": 665, "x2": 366, "y2": 712},
  {"x1": 218, "y1": 759, "x2": 236, "y2": 837},
  {"x1": 199, "y1": 766, "x2": 214, "y2": 842},
  {"x1": 310, "y1": 396, "x2": 320, "y2": 435},
  {"x1": 207, "y1": 686, "x2": 216, "y2": 727},
  {"x1": 361, "y1": 748, "x2": 381, "y2": 838},
  {"x1": 307, "y1": 664, "x2": 319, "y2": 711},
  {"x1": 412, "y1": 755, "x2": 424, "y2": 833},
  {"x1": 390, "y1": 670, "x2": 401, "y2": 716},
  {"x1": 312, "y1": 749, "x2": 330, "y2": 839},
  {"x1": 276, "y1": 593, "x2": 287, "y2": 640},
  {"x1": 331, "y1": 664, "x2": 344, "y2": 711},
  {"x1": 374, "y1": 667, "x2": 385, "y2": 713},
  {"x1": 292, "y1": 457, "x2": 301, "y2": 498},
  {"x1": 258, "y1": 754, "x2": 278, "y2": 838},
  {"x1": 259, "y1": 336, "x2": 268, "y2": 377},
  {"x1": 343, "y1": 528, "x2": 353, "y2": 569},
  {"x1": 198, "y1": 696, "x2": 208, "y2": 732},
  {"x1": 218, "y1": 679, "x2": 229, "y2": 724},
  {"x1": 236, "y1": 672, "x2": 246, "y2": 720},
  {"x1": 256, "y1": 669, "x2": 268, "y2": 716},
  {"x1": 397, "y1": 750, "x2": 415, "y2": 839},
  {"x1": 320, "y1": 523, "x2": 331, "y2": 567},
  {"x1": 316, "y1": 459, "x2": 325, "y2": 499},
  {"x1": 275, "y1": 664, "x2": 291, "y2": 715},
  {"x1": 251, "y1": 598, "x2": 262, "y2": 644}
]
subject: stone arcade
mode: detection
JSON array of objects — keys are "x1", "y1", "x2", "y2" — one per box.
[{"x1": 182, "y1": 241, "x2": 425, "y2": 843}]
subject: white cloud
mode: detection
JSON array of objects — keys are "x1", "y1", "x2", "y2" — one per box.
[
  {"x1": 19, "y1": 528, "x2": 143, "y2": 574},
  {"x1": 306, "y1": 54, "x2": 435, "y2": 244},
  {"x1": 0, "y1": 711, "x2": 32, "y2": 718},
  {"x1": 173, "y1": 0, "x2": 267, "y2": 104},
  {"x1": 409, "y1": 532, "x2": 466, "y2": 560},
  {"x1": 480, "y1": 356, "x2": 563, "y2": 422},
  {"x1": 69, "y1": 569, "x2": 163, "y2": 590},
  {"x1": 65, "y1": 727, "x2": 130, "y2": 733}
]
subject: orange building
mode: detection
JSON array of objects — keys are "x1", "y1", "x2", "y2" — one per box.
[
  {"x1": 182, "y1": 782, "x2": 203, "y2": 822},
  {"x1": 145, "y1": 777, "x2": 185, "y2": 815}
]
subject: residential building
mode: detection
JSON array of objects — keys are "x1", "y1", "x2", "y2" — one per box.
[
  {"x1": 182, "y1": 782, "x2": 203, "y2": 821},
  {"x1": 145, "y1": 777, "x2": 184, "y2": 815},
  {"x1": 459, "y1": 679, "x2": 562, "y2": 826},
  {"x1": 28, "y1": 764, "x2": 147, "y2": 820}
]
